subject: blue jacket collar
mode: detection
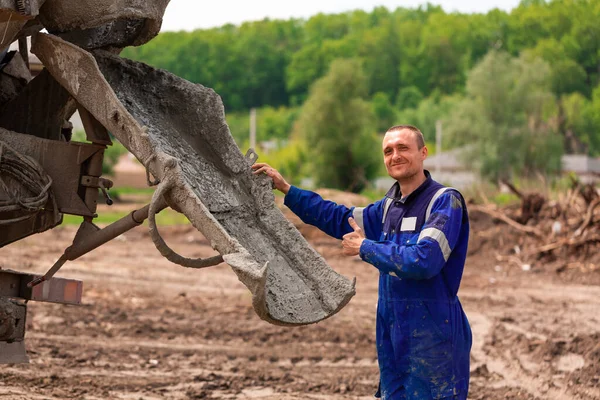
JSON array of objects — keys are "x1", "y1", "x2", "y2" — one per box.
[{"x1": 385, "y1": 170, "x2": 433, "y2": 202}]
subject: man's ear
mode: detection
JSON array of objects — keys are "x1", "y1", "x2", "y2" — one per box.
[{"x1": 421, "y1": 145, "x2": 428, "y2": 160}]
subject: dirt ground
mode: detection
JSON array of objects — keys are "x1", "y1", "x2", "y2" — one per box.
[{"x1": 1, "y1": 197, "x2": 599, "y2": 399}]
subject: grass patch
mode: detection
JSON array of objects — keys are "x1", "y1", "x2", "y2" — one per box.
[
  {"x1": 61, "y1": 208, "x2": 190, "y2": 227},
  {"x1": 110, "y1": 186, "x2": 156, "y2": 196},
  {"x1": 490, "y1": 192, "x2": 520, "y2": 206}
]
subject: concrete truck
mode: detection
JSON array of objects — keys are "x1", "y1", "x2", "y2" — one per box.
[{"x1": 0, "y1": 0, "x2": 355, "y2": 363}]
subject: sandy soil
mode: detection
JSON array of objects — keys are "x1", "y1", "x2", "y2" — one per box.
[{"x1": 1, "y1": 202, "x2": 599, "y2": 399}]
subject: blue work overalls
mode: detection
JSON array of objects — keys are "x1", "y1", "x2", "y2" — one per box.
[{"x1": 284, "y1": 171, "x2": 472, "y2": 399}]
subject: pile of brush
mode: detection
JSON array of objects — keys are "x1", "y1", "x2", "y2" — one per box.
[{"x1": 469, "y1": 177, "x2": 600, "y2": 276}]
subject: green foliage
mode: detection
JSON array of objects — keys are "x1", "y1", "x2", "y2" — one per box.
[
  {"x1": 358, "y1": 19, "x2": 401, "y2": 99},
  {"x1": 371, "y1": 92, "x2": 396, "y2": 133},
  {"x1": 491, "y1": 192, "x2": 521, "y2": 206},
  {"x1": 396, "y1": 86, "x2": 424, "y2": 110},
  {"x1": 102, "y1": 142, "x2": 128, "y2": 176},
  {"x1": 295, "y1": 59, "x2": 381, "y2": 192},
  {"x1": 445, "y1": 51, "x2": 563, "y2": 182},
  {"x1": 396, "y1": 94, "x2": 462, "y2": 144},
  {"x1": 257, "y1": 139, "x2": 309, "y2": 185},
  {"x1": 562, "y1": 89, "x2": 600, "y2": 155},
  {"x1": 71, "y1": 130, "x2": 128, "y2": 176},
  {"x1": 225, "y1": 106, "x2": 300, "y2": 147},
  {"x1": 119, "y1": 0, "x2": 600, "y2": 183},
  {"x1": 123, "y1": 19, "x2": 303, "y2": 111},
  {"x1": 256, "y1": 106, "x2": 301, "y2": 142},
  {"x1": 526, "y1": 38, "x2": 588, "y2": 96},
  {"x1": 123, "y1": 2, "x2": 600, "y2": 111}
]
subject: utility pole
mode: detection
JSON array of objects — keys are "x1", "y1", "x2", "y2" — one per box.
[
  {"x1": 249, "y1": 108, "x2": 256, "y2": 150},
  {"x1": 435, "y1": 120, "x2": 442, "y2": 175}
]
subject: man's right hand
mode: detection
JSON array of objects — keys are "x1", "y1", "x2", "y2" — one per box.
[{"x1": 251, "y1": 163, "x2": 291, "y2": 194}]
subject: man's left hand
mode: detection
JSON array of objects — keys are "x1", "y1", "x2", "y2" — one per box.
[{"x1": 342, "y1": 217, "x2": 365, "y2": 256}]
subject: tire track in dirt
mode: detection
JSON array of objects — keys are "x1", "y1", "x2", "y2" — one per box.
[{"x1": 462, "y1": 280, "x2": 600, "y2": 400}]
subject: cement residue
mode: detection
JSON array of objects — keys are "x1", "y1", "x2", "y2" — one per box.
[{"x1": 38, "y1": 0, "x2": 169, "y2": 46}]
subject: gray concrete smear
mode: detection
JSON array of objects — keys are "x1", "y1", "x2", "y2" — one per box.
[
  {"x1": 55, "y1": 18, "x2": 147, "y2": 50},
  {"x1": 38, "y1": 0, "x2": 169, "y2": 47},
  {"x1": 31, "y1": 33, "x2": 356, "y2": 325}
]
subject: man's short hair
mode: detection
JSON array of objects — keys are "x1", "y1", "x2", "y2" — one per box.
[{"x1": 386, "y1": 125, "x2": 425, "y2": 149}]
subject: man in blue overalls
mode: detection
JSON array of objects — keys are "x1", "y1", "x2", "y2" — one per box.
[{"x1": 252, "y1": 125, "x2": 472, "y2": 399}]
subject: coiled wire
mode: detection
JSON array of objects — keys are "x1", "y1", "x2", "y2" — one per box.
[{"x1": 0, "y1": 140, "x2": 56, "y2": 225}]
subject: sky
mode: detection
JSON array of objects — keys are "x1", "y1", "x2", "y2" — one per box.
[{"x1": 161, "y1": 0, "x2": 522, "y2": 32}]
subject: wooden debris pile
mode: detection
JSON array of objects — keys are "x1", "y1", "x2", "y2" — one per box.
[{"x1": 469, "y1": 178, "x2": 600, "y2": 278}]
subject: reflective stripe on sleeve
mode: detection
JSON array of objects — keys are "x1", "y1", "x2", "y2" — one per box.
[
  {"x1": 418, "y1": 227, "x2": 451, "y2": 261},
  {"x1": 353, "y1": 207, "x2": 365, "y2": 230}
]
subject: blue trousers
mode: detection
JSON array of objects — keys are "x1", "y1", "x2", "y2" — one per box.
[{"x1": 375, "y1": 298, "x2": 471, "y2": 400}]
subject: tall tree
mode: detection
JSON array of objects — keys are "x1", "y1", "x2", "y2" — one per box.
[
  {"x1": 445, "y1": 51, "x2": 563, "y2": 181},
  {"x1": 562, "y1": 88, "x2": 600, "y2": 155},
  {"x1": 359, "y1": 18, "x2": 401, "y2": 100},
  {"x1": 371, "y1": 92, "x2": 396, "y2": 133},
  {"x1": 294, "y1": 59, "x2": 381, "y2": 192}
]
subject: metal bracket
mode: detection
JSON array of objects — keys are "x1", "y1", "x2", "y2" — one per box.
[
  {"x1": 143, "y1": 154, "x2": 160, "y2": 186},
  {"x1": 80, "y1": 175, "x2": 100, "y2": 187},
  {"x1": 28, "y1": 201, "x2": 167, "y2": 288},
  {"x1": 245, "y1": 148, "x2": 258, "y2": 165},
  {"x1": 80, "y1": 176, "x2": 113, "y2": 205}
]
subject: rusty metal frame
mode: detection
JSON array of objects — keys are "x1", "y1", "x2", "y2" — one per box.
[
  {"x1": 0, "y1": 269, "x2": 82, "y2": 364},
  {"x1": 0, "y1": 128, "x2": 105, "y2": 218},
  {"x1": 28, "y1": 198, "x2": 168, "y2": 287},
  {"x1": 0, "y1": 269, "x2": 82, "y2": 304}
]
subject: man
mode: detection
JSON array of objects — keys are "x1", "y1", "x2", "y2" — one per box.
[{"x1": 252, "y1": 125, "x2": 472, "y2": 400}]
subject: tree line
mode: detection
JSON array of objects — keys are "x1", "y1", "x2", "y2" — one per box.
[{"x1": 122, "y1": 0, "x2": 600, "y2": 190}]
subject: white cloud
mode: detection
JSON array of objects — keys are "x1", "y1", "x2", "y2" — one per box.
[{"x1": 160, "y1": 0, "x2": 521, "y2": 32}]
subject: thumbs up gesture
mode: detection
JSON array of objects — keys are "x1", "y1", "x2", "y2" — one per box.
[{"x1": 342, "y1": 217, "x2": 366, "y2": 256}]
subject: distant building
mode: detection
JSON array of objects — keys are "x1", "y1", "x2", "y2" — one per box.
[
  {"x1": 562, "y1": 154, "x2": 600, "y2": 184},
  {"x1": 423, "y1": 148, "x2": 479, "y2": 188}
]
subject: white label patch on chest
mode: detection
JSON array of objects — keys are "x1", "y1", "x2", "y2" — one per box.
[{"x1": 400, "y1": 217, "x2": 417, "y2": 231}]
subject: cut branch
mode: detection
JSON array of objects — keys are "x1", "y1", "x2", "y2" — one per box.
[
  {"x1": 525, "y1": 235, "x2": 600, "y2": 257},
  {"x1": 573, "y1": 197, "x2": 600, "y2": 238},
  {"x1": 500, "y1": 179, "x2": 524, "y2": 199},
  {"x1": 470, "y1": 205, "x2": 543, "y2": 237}
]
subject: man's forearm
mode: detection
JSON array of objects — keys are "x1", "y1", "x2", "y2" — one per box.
[
  {"x1": 359, "y1": 239, "x2": 446, "y2": 280},
  {"x1": 284, "y1": 186, "x2": 353, "y2": 240}
]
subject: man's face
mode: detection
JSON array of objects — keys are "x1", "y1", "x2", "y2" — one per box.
[{"x1": 382, "y1": 129, "x2": 428, "y2": 181}]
